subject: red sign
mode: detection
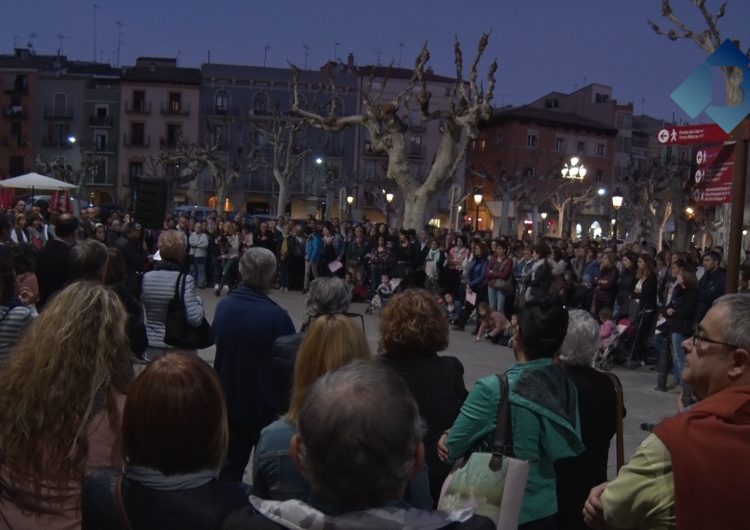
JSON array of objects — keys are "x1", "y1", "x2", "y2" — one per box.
[
  {"x1": 693, "y1": 143, "x2": 734, "y2": 205},
  {"x1": 656, "y1": 124, "x2": 730, "y2": 145}
]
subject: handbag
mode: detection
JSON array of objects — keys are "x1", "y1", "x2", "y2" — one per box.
[
  {"x1": 493, "y1": 278, "x2": 513, "y2": 295},
  {"x1": 438, "y1": 374, "x2": 530, "y2": 529},
  {"x1": 606, "y1": 372, "x2": 625, "y2": 471},
  {"x1": 164, "y1": 272, "x2": 214, "y2": 349}
]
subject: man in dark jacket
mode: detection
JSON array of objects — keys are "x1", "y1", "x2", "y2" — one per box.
[
  {"x1": 36, "y1": 213, "x2": 78, "y2": 310},
  {"x1": 223, "y1": 361, "x2": 493, "y2": 530},
  {"x1": 695, "y1": 250, "x2": 725, "y2": 323},
  {"x1": 213, "y1": 247, "x2": 295, "y2": 482}
]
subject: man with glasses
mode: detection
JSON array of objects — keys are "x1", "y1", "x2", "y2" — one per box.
[{"x1": 584, "y1": 294, "x2": 750, "y2": 530}]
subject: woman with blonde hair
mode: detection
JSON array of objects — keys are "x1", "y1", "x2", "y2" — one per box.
[
  {"x1": 0, "y1": 281, "x2": 133, "y2": 528},
  {"x1": 253, "y1": 314, "x2": 371, "y2": 501}
]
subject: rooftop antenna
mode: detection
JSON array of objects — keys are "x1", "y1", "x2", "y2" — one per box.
[
  {"x1": 641, "y1": 97, "x2": 646, "y2": 115},
  {"x1": 398, "y1": 42, "x2": 405, "y2": 68},
  {"x1": 303, "y1": 44, "x2": 311, "y2": 70},
  {"x1": 27, "y1": 33, "x2": 38, "y2": 52},
  {"x1": 177, "y1": 49, "x2": 182, "y2": 65},
  {"x1": 372, "y1": 48, "x2": 382, "y2": 65},
  {"x1": 56, "y1": 33, "x2": 69, "y2": 55},
  {"x1": 207, "y1": 49, "x2": 211, "y2": 63},
  {"x1": 334, "y1": 41, "x2": 341, "y2": 61},
  {"x1": 263, "y1": 45, "x2": 271, "y2": 67},
  {"x1": 115, "y1": 21, "x2": 124, "y2": 67},
  {"x1": 93, "y1": 3, "x2": 101, "y2": 62}
]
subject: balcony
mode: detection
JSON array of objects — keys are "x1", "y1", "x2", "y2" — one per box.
[
  {"x1": 41, "y1": 135, "x2": 74, "y2": 148},
  {"x1": 3, "y1": 82, "x2": 28, "y2": 94},
  {"x1": 0, "y1": 134, "x2": 29, "y2": 147},
  {"x1": 83, "y1": 141, "x2": 115, "y2": 154},
  {"x1": 124, "y1": 101, "x2": 152, "y2": 115},
  {"x1": 44, "y1": 106, "x2": 74, "y2": 119},
  {"x1": 160, "y1": 102, "x2": 190, "y2": 116},
  {"x1": 123, "y1": 134, "x2": 151, "y2": 148},
  {"x1": 89, "y1": 115, "x2": 113, "y2": 127},
  {"x1": 2, "y1": 106, "x2": 26, "y2": 119}
]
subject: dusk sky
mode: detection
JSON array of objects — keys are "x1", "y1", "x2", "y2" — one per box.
[{"x1": 2, "y1": 0, "x2": 748, "y2": 122}]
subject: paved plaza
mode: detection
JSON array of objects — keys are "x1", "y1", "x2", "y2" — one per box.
[{"x1": 197, "y1": 288, "x2": 679, "y2": 479}]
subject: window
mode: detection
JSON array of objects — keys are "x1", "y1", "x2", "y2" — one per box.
[
  {"x1": 95, "y1": 105, "x2": 109, "y2": 118},
  {"x1": 253, "y1": 93, "x2": 269, "y2": 115},
  {"x1": 480, "y1": 138, "x2": 487, "y2": 150},
  {"x1": 53, "y1": 93, "x2": 67, "y2": 115},
  {"x1": 130, "y1": 123, "x2": 145, "y2": 146},
  {"x1": 53, "y1": 123, "x2": 68, "y2": 145},
  {"x1": 527, "y1": 133, "x2": 538, "y2": 148},
  {"x1": 9, "y1": 156, "x2": 24, "y2": 176},
  {"x1": 128, "y1": 161, "x2": 143, "y2": 185},
  {"x1": 166, "y1": 124, "x2": 182, "y2": 147},
  {"x1": 215, "y1": 91, "x2": 229, "y2": 114},
  {"x1": 527, "y1": 166, "x2": 535, "y2": 177},
  {"x1": 577, "y1": 141, "x2": 585, "y2": 154},
  {"x1": 596, "y1": 143, "x2": 605, "y2": 156},
  {"x1": 545, "y1": 98, "x2": 559, "y2": 109},
  {"x1": 555, "y1": 138, "x2": 565, "y2": 151},
  {"x1": 409, "y1": 136, "x2": 422, "y2": 156},
  {"x1": 132, "y1": 90, "x2": 146, "y2": 111},
  {"x1": 595, "y1": 92, "x2": 610, "y2": 103},
  {"x1": 10, "y1": 121, "x2": 21, "y2": 139},
  {"x1": 168, "y1": 92, "x2": 182, "y2": 113},
  {"x1": 495, "y1": 133, "x2": 503, "y2": 145},
  {"x1": 91, "y1": 158, "x2": 108, "y2": 184},
  {"x1": 616, "y1": 137, "x2": 631, "y2": 153},
  {"x1": 95, "y1": 132, "x2": 108, "y2": 151},
  {"x1": 595, "y1": 170, "x2": 604, "y2": 183}
]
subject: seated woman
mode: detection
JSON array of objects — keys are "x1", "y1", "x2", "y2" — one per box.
[
  {"x1": 0, "y1": 281, "x2": 133, "y2": 528},
  {"x1": 83, "y1": 352, "x2": 249, "y2": 529},
  {"x1": 253, "y1": 315, "x2": 372, "y2": 502},
  {"x1": 379, "y1": 289, "x2": 468, "y2": 506}
]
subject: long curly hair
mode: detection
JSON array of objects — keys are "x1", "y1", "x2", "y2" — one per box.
[
  {"x1": 0, "y1": 281, "x2": 133, "y2": 514},
  {"x1": 379, "y1": 289, "x2": 449, "y2": 357}
]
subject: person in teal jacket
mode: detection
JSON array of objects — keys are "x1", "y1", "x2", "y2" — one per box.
[{"x1": 439, "y1": 296, "x2": 584, "y2": 530}]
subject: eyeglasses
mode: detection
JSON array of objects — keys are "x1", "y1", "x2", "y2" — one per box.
[{"x1": 692, "y1": 324, "x2": 739, "y2": 350}]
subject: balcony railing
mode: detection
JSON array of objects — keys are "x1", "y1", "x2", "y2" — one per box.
[
  {"x1": 160, "y1": 102, "x2": 190, "y2": 116},
  {"x1": 44, "y1": 106, "x2": 74, "y2": 119},
  {"x1": 123, "y1": 134, "x2": 151, "y2": 148},
  {"x1": 124, "y1": 101, "x2": 152, "y2": 114},
  {"x1": 0, "y1": 134, "x2": 29, "y2": 147},
  {"x1": 86, "y1": 142, "x2": 115, "y2": 153},
  {"x1": 204, "y1": 104, "x2": 240, "y2": 116},
  {"x1": 89, "y1": 115, "x2": 113, "y2": 127},
  {"x1": 2, "y1": 106, "x2": 26, "y2": 119}
]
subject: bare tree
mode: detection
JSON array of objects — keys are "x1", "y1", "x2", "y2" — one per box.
[
  {"x1": 545, "y1": 180, "x2": 594, "y2": 238},
  {"x1": 292, "y1": 34, "x2": 497, "y2": 229},
  {"x1": 649, "y1": 0, "x2": 747, "y2": 245},
  {"x1": 36, "y1": 152, "x2": 97, "y2": 196}
]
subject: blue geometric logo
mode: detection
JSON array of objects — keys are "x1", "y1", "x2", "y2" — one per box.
[{"x1": 671, "y1": 39, "x2": 750, "y2": 133}]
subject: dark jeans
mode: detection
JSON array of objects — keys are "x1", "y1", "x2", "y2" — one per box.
[
  {"x1": 220, "y1": 420, "x2": 261, "y2": 482},
  {"x1": 519, "y1": 516, "x2": 556, "y2": 530},
  {"x1": 279, "y1": 258, "x2": 290, "y2": 288}
]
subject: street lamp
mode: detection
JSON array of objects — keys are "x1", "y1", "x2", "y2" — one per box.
[
  {"x1": 541, "y1": 211, "x2": 548, "y2": 236},
  {"x1": 611, "y1": 187, "x2": 623, "y2": 240},
  {"x1": 346, "y1": 195, "x2": 353, "y2": 221},
  {"x1": 473, "y1": 191, "x2": 483, "y2": 232},
  {"x1": 385, "y1": 192, "x2": 394, "y2": 227},
  {"x1": 315, "y1": 157, "x2": 323, "y2": 165},
  {"x1": 561, "y1": 156, "x2": 587, "y2": 239}
]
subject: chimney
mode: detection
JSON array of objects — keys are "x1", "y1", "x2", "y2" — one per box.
[{"x1": 347, "y1": 53, "x2": 355, "y2": 69}]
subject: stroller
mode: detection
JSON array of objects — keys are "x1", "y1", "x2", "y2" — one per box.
[
  {"x1": 594, "y1": 317, "x2": 635, "y2": 370},
  {"x1": 365, "y1": 278, "x2": 401, "y2": 314}
]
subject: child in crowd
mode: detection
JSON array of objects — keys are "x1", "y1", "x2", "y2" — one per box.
[
  {"x1": 475, "y1": 302, "x2": 510, "y2": 343},
  {"x1": 599, "y1": 306, "x2": 616, "y2": 349},
  {"x1": 441, "y1": 292, "x2": 462, "y2": 324},
  {"x1": 366, "y1": 274, "x2": 394, "y2": 314}
]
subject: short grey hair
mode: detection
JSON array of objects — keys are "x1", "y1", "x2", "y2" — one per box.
[
  {"x1": 559, "y1": 309, "x2": 601, "y2": 366},
  {"x1": 297, "y1": 361, "x2": 425, "y2": 509},
  {"x1": 305, "y1": 277, "x2": 351, "y2": 319},
  {"x1": 69, "y1": 239, "x2": 109, "y2": 281},
  {"x1": 239, "y1": 247, "x2": 276, "y2": 290},
  {"x1": 714, "y1": 294, "x2": 750, "y2": 350}
]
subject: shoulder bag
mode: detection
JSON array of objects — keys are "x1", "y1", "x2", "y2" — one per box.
[
  {"x1": 164, "y1": 272, "x2": 214, "y2": 349},
  {"x1": 606, "y1": 372, "x2": 625, "y2": 471},
  {"x1": 438, "y1": 374, "x2": 530, "y2": 529}
]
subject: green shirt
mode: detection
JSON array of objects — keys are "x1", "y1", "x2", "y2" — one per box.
[{"x1": 446, "y1": 358, "x2": 584, "y2": 524}]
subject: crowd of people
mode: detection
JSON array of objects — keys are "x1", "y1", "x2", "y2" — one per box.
[{"x1": 0, "y1": 200, "x2": 748, "y2": 529}]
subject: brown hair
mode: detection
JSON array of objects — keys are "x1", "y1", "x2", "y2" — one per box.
[
  {"x1": 286, "y1": 315, "x2": 371, "y2": 423},
  {"x1": 636, "y1": 252, "x2": 655, "y2": 280},
  {"x1": 158, "y1": 229, "x2": 187, "y2": 262},
  {"x1": 122, "y1": 352, "x2": 228, "y2": 474},
  {"x1": 104, "y1": 247, "x2": 127, "y2": 285},
  {"x1": 379, "y1": 289, "x2": 449, "y2": 357},
  {"x1": 678, "y1": 268, "x2": 699, "y2": 291}
]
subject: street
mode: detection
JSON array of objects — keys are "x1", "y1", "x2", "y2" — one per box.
[{"x1": 198, "y1": 288, "x2": 679, "y2": 479}]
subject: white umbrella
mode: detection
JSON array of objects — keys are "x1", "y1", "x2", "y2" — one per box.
[{"x1": 0, "y1": 172, "x2": 77, "y2": 190}]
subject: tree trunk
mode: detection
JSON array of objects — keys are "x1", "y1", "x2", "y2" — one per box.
[
  {"x1": 557, "y1": 206, "x2": 565, "y2": 238},
  {"x1": 215, "y1": 178, "x2": 227, "y2": 216},
  {"x1": 276, "y1": 178, "x2": 289, "y2": 218},
  {"x1": 403, "y1": 189, "x2": 430, "y2": 230},
  {"x1": 501, "y1": 192, "x2": 512, "y2": 235}
]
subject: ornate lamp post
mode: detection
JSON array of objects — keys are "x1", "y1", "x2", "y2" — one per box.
[
  {"x1": 346, "y1": 195, "x2": 353, "y2": 221},
  {"x1": 541, "y1": 211, "x2": 548, "y2": 236},
  {"x1": 473, "y1": 190, "x2": 483, "y2": 232},
  {"x1": 385, "y1": 192, "x2": 394, "y2": 227},
  {"x1": 561, "y1": 156, "x2": 587, "y2": 238},
  {"x1": 611, "y1": 188, "x2": 623, "y2": 241}
]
